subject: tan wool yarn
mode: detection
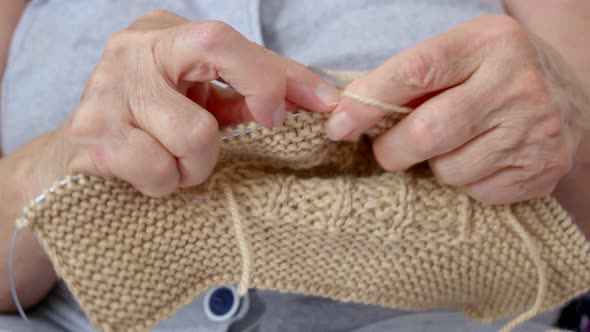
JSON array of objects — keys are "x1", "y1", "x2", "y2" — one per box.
[{"x1": 15, "y1": 77, "x2": 590, "y2": 332}]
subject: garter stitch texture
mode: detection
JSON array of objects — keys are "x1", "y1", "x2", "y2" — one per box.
[{"x1": 16, "y1": 73, "x2": 590, "y2": 332}]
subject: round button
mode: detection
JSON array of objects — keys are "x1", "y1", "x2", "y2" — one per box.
[{"x1": 204, "y1": 285, "x2": 241, "y2": 322}]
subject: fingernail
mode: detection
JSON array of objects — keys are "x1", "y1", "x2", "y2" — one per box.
[
  {"x1": 315, "y1": 82, "x2": 341, "y2": 106},
  {"x1": 273, "y1": 101, "x2": 287, "y2": 126},
  {"x1": 326, "y1": 111, "x2": 355, "y2": 140}
]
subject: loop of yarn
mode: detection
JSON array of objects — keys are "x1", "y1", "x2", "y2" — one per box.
[{"x1": 500, "y1": 208, "x2": 548, "y2": 332}]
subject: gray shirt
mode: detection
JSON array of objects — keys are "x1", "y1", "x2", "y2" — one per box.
[{"x1": 2, "y1": 1, "x2": 556, "y2": 332}]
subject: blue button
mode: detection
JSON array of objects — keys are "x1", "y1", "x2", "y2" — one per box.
[
  {"x1": 204, "y1": 285, "x2": 241, "y2": 322},
  {"x1": 209, "y1": 287, "x2": 234, "y2": 316}
]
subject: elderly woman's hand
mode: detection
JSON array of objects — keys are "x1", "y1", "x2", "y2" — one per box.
[
  {"x1": 53, "y1": 10, "x2": 340, "y2": 197},
  {"x1": 327, "y1": 15, "x2": 590, "y2": 205}
]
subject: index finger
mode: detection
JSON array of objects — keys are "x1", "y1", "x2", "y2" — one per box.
[
  {"x1": 156, "y1": 20, "x2": 341, "y2": 127},
  {"x1": 325, "y1": 19, "x2": 486, "y2": 140}
]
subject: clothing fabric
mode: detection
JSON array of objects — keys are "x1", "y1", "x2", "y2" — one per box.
[{"x1": 0, "y1": 1, "x2": 564, "y2": 332}]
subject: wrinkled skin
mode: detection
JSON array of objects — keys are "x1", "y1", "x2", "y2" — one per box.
[
  {"x1": 60, "y1": 10, "x2": 341, "y2": 197},
  {"x1": 327, "y1": 15, "x2": 590, "y2": 205}
]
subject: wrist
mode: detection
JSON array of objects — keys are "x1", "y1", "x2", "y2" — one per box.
[{"x1": 12, "y1": 129, "x2": 70, "y2": 205}]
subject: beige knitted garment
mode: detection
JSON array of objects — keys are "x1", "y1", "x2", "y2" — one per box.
[{"x1": 16, "y1": 83, "x2": 590, "y2": 332}]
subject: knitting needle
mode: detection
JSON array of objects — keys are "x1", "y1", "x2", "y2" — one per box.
[{"x1": 304, "y1": 65, "x2": 348, "y2": 89}]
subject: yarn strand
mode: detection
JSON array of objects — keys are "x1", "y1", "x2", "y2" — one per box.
[
  {"x1": 223, "y1": 185, "x2": 252, "y2": 297},
  {"x1": 341, "y1": 91, "x2": 412, "y2": 114},
  {"x1": 499, "y1": 208, "x2": 548, "y2": 332}
]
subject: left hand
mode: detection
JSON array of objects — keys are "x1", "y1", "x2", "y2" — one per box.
[{"x1": 327, "y1": 15, "x2": 590, "y2": 205}]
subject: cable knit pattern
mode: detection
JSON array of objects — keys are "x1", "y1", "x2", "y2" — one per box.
[{"x1": 16, "y1": 107, "x2": 590, "y2": 332}]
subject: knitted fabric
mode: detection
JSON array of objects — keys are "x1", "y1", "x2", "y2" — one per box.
[{"x1": 16, "y1": 85, "x2": 590, "y2": 332}]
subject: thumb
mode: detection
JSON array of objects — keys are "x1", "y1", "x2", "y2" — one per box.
[{"x1": 325, "y1": 25, "x2": 483, "y2": 141}]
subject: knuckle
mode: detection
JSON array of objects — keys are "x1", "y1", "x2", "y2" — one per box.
[
  {"x1": 183, "y1": 113, "x2": 219, "y2": 153},
  {"x1": 68, "y1": 106, "x2": 103, "y2": 141},
  {"x1": 483, "y1": 15, "x2": 527, "y2": 44},
  {"x1": 202, "y1": 20, "x2": 235, "y2": 38},
  {"x1": 148, "y1": 156, "x2": 175, "y2": 183},
  {"x1": 519, "y1": 138, "x2": 571, "y2": 179},
  {"x1": 84, "y1": 69, "x2": 114, "y2": 95},
  {"x1": 397, "y1": 49, "x2": 442, "y2": 91},
  {"x1": 140, "y1": 9, "x2": 178, "y2": 21},
  {"x1": 534, "y1": 111, "x2": 564, "y2": 139},
  {"x1": 407, "y1": 115, "x2": 439, "y2": 157},
  {"x1": 516, "y1": 148, "x2": 545, "y2": 176},
  {"x1": 515, "y1": 168, "x2": 536, "y2": 187},
  {"x1": 130, "y1": 10, "x2": 187, "y2": 32},
  {"x1": 496, "y1": 122, "x2": 527, "y2": 149},
  {"x1": 104, "y1": 29, "x2": 137, "y2": 56},
  {"x1": 519, "y1": 66, "x2": 545, "y2": 87},
  {"x1": 515, "y1": 66, "x2": 552, "y2": 103},
  {"x1": 186, "y1": 20, "x2": 236, "y2": 52},
  {"x1": 504, "y1": 151, "x2": 520, "y2": 169}
]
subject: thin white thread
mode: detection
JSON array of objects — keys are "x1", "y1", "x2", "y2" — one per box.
[
  {"x1": 499, "y1": 208, "x2": 548, "y2": 332},
  {"x1": 8, "y1": 228, "x2": 30, "y2": 324},
  {"x1": 341, "y1": 91, "x2": 413, "y2": 114},
  {"x1": 223, "y1": 185, "x2": 251, "y2": 296}
]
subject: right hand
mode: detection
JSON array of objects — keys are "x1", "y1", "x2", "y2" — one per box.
[{"x1": 53, "y1": 10, "x2": 340, "y2": 197}]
